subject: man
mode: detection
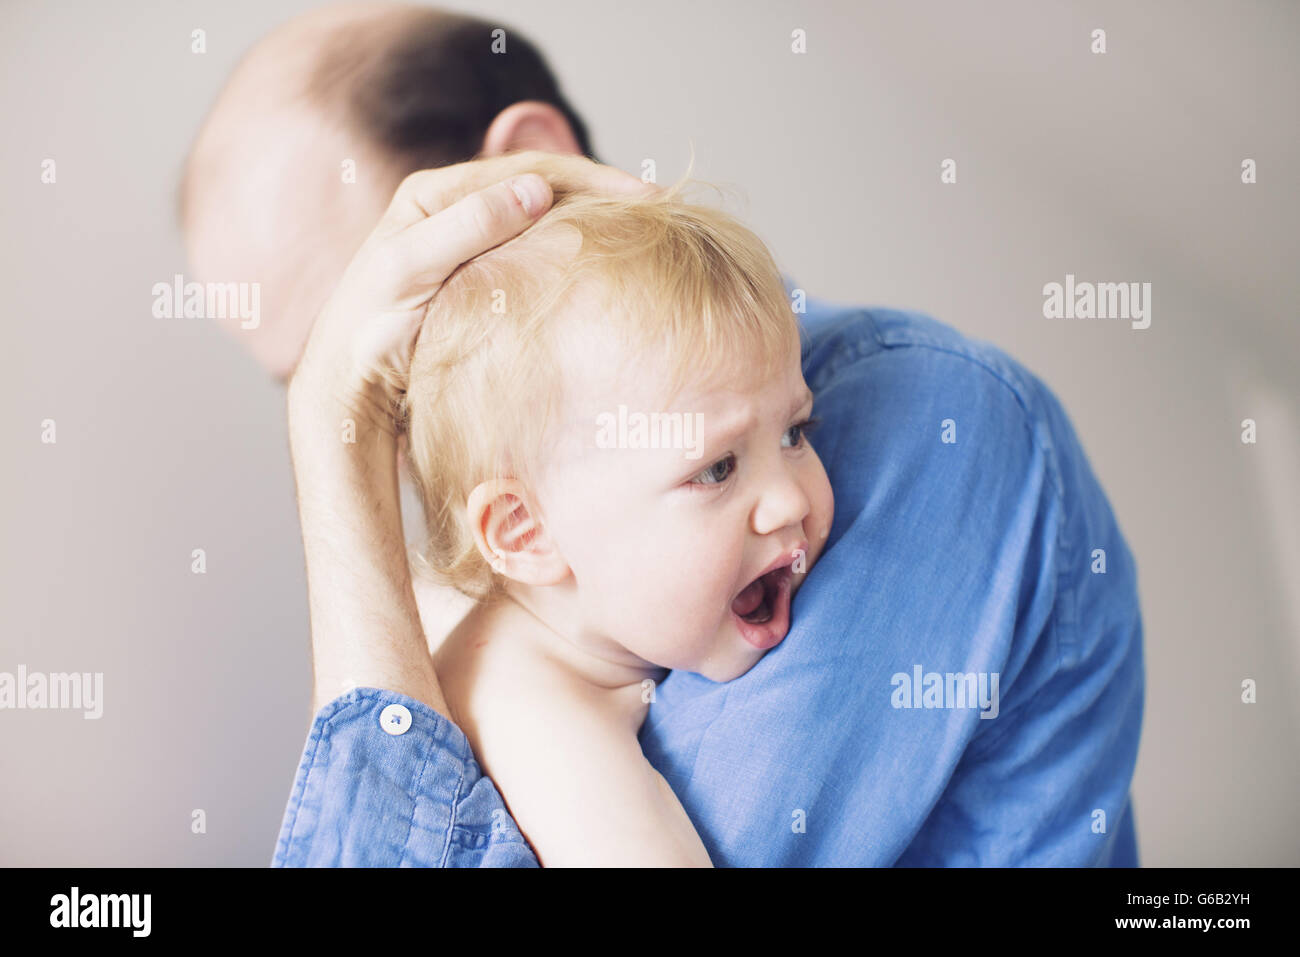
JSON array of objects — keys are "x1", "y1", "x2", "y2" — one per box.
[{"x1": 183, "y1": 2, "x2": 1144, "y2": 866}]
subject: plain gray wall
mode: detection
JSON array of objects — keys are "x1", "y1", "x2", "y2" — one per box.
[{"x1": 1, "y1": 0, "x2": 1296, "y2": 865}]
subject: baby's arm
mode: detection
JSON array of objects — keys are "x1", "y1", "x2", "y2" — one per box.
[{"x1": 478, "y1": 690, "x2": 712, "y2": 867}]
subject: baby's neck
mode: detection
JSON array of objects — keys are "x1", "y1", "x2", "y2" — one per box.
[
  {"x1": 433, "y1": 585, "x2": 666, "y2": 741},
  {"x1": 496, "y1": 585, "x2": 665, "y2": 691}
]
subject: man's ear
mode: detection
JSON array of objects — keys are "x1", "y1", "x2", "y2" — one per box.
[
  {"x1": 466, "y1": 478, "x2": 570, "y2": 586},
  {"x1": 480, "y1": 101, "x2": 583, "y2": 157}
]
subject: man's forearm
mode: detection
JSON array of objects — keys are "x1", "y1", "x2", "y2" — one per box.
[
  {"x1": 286, "y1": 378, "x2": 448, "y2": 718},
  {"x1": 276, "y1": 380, "x2": 537, "y2": 868}
]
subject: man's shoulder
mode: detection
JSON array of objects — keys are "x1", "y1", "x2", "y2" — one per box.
[
  {"x1": 801, "y1": 296, "x2": 1044, "y2": 416},
  {"x1": 798, "y1": 294, "x2": 1069, "y2": 485},
  {"x1": 798, "y1": 292, "x2": 1140, "y2": 666}
]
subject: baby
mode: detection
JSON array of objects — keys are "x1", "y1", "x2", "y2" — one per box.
[{"x1": 401, "y1": 157, "x2": 835, "y2": 866}]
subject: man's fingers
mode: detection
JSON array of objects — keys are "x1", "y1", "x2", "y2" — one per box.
[
  {"x1": 382, "y1": 175, "x2": 553, "y2": 301},
  {"x1": 367, "y1": 151, "x2": 659, "y2": 302},
  {"x1": 583, "y1": 163, "x2": 659, "y2": 197},
  {"x1": 380, "y1": 153, "x2": 553, "y2": 233},
  {"x1": 380, "y1": 152, "x2": 655, "y2": 235},
  {"x1": 379, "y1": 163, "x2": 471, "y2": 234}
]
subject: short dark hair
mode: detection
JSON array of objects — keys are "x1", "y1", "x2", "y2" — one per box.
[{"x1": 310, "y1": 8, "x2": 597, "y2": 175}]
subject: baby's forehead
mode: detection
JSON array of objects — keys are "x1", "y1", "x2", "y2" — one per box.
[
  {"x1": 549, "y1": 312, "x2": 676, "y2": 414},
  {"x1": 548, "y1": 313, "x2": 789, "y2": 433}
]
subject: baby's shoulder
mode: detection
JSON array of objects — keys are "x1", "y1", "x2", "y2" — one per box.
[{"x1": 439, "y1": 621, "x2": 637, "y2": 749}]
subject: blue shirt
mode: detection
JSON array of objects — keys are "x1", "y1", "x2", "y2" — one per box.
[{"x1": 273, "y1": 295, "x2": 1144, "y2": 867}]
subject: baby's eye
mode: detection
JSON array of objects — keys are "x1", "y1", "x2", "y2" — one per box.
[
  {"x1": 782, "y1": 417, "x2": 820, "y2": 449},
  {"x1": 690, "y1": 454, "x2": 736, "y2": 486}
]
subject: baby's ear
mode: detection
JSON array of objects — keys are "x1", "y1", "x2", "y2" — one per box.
[{"x1": 466, "y1": 479, "x2": 569, "y2": 586}]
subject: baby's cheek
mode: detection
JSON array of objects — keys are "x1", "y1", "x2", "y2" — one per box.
[
  {"x1": 636, "y1": 550, "x2": 729, "y2": 640},
  {"x1": 673, "y1": 548, "x2": 737, "y2": 623},
  {"x1": 617, "y1": 575, "x2": 718, "y2": 668},
  {"x1": 807, "y1": 464, "x2": 836, "y2": 562}
]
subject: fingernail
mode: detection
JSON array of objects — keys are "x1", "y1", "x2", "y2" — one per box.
[{"x1": 508, "y1": 175, "x2": 547, "y2": 217}]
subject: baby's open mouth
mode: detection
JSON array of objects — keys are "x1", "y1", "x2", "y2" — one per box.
[
  {"x1": 730, "y1": 565, "x2": 795, "y2": 650},
  {"x1": 731, "y1": 567, "x2": 783, "y2": 623}
]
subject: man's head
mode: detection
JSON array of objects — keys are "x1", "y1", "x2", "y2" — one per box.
[
  {"x1": 180, "y1": 2, "x2": 595, "y2": 379},
  {"x1": 402, "y1": 160, "x2": 835, "y2": 682}
]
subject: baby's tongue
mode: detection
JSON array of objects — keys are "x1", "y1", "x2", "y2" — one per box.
[{"x1": 731, "y1": 577, "x2": 765, "y2": 617}]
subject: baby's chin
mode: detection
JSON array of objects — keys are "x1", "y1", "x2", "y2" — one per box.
[
  {"x1": 692, "y1": 649, "x2": 767, "y2": 684},
  {"x1": 692, "y1": 624, "x2": 779, "y2": 683}
]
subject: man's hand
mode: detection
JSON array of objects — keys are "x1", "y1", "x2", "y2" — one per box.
[
  {"x1": 285, "y1": 151, "x2": 649, "y2": 716},
  {"x1": 289, "y1": 150, "x2": 650, "y2": 428}
]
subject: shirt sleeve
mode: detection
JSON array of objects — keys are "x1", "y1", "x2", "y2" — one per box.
[{"x1": 271, "y1": 687, "x2": 539, "y2": 867}]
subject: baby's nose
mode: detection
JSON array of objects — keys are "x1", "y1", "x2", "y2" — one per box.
[{"x1": 751, "y1": 472, "x2": 812, "y2": 536}]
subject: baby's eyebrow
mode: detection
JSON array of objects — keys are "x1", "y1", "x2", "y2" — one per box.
[
  {"x1": 695, "y1": 387, "x2": 817, "y2": 458},
  {"x1": 699, "y1": 412, "x2": 756, "y2": 456}
]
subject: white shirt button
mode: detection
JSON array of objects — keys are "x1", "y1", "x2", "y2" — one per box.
[{"x1": 379, "y1": 703, "x2": 412, "y2": 736}]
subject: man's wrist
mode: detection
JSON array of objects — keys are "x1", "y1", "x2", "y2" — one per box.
[
  {"x1": 285, "y1": 367, "x2": 449, "y2": 721},
  {"x1": 287, "y1": 357, "x2": 399, "y2": 438}
]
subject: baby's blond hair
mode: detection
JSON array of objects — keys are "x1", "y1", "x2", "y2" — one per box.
[{"x1": 402, "y1": 155, "x2": 799, "y2": 601}]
